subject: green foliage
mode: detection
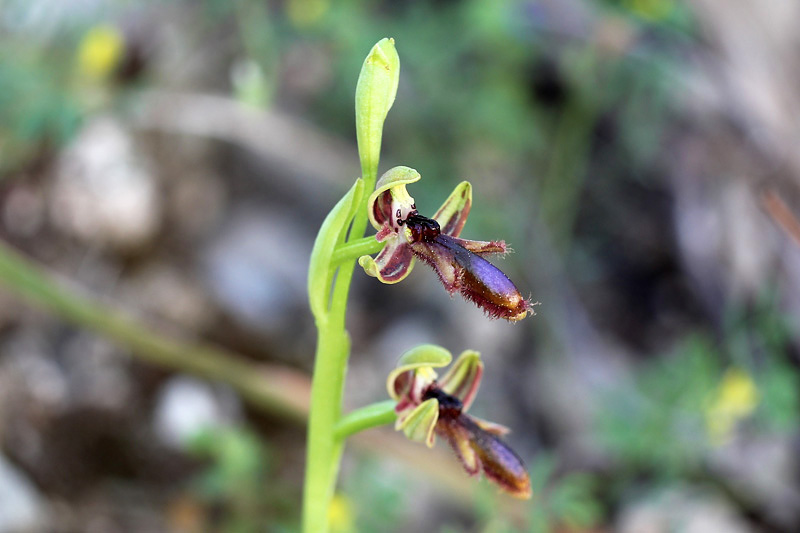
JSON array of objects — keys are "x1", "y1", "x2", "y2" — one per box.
[
  {"x1": 345, "y1": 458, "x2": 409, "y2": 533},
  {"x1": 435, "y1": 454, "x2": 602, "y2": 533},
  {"x1": 758, "y1": 360, "x2": 800, "y2": 433},
  {"x1": 526, "y1": 455, "x2": 602, "y2": 533},
  {"x1": 187, "y1": 427, "x2": 298, "y2": 532},
  {"x1": 724, "y1": 292, "x2": 800, "y2": 435},
  {"x1": 596, "y1": 297, "x2": 800, "y2": 479},
  {"x1": 598, "y1": 0, "x2": 696, "y2": 31},
  {"x1": 595, "y1": 336, "x2": 718, "y2": 476},
  {"x1": 0, "y1": 44, "x2": 82, "y2": 172}
]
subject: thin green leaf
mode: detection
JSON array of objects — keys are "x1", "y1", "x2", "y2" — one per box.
[{"x1": 308, "y1": 179, "x2": 364, "y2": 321}]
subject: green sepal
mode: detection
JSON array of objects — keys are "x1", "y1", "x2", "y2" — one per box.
[
  {"x1": 307, "y1": 178, "x2": 364, "y2": 322},
  {"x1": 355, "y1": 38, "x2": 400, "y2": 184},
  {"x1": 386, "y1": 344, "x2": 452, "y2": 400},
  {"x1": 439, "y1": 350, "x2": 483, "y2": 411},
  {"x1": 396, "y1": 397, "x2": 439, "y2": 447},
  {"x1": 432, "y1": 181, "x2": 472, "y2": 237}
]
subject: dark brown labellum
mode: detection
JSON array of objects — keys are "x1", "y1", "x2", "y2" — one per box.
[{"x1": 424, "y1": 386, "x2": 531, "y2": 498}]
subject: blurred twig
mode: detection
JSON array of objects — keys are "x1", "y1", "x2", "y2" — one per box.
[
  {"x1": 0, "y1": 239, "x2": 309, "y2": 422},
  {"x1": 132, "y1": 90, "x2": 359, "y2": 195},
  {"x1": 761, "y1": 188, "x2": 800, "y2": 248}
]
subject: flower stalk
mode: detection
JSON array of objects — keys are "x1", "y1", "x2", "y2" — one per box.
[
  {"x1": 302, "y1": 38, "x2": 399, "y2": 533},
  {"x1": 331, "y1": 236, "x2": 385, "y2": 266}
]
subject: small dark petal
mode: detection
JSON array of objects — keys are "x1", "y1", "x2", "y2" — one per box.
[
  {"x1": 373, "y1": 189, "x2": 395, "y2": 226},
  {"x1": 393, "y1": 371, "x2": 413, "y2": 398},
  {"x1": 430, "y1": 387, "x2": 531, "y2": 497},
  {"x1": 461, "y1": 415, "x2": 532, "y2": 499},
  {"x1": 437, "y1": 235, "x2": 530, "y2": 321}
]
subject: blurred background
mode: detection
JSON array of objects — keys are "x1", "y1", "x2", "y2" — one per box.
[{"x1": 1, "y1": 0, "x2": 799, "y2": 531}]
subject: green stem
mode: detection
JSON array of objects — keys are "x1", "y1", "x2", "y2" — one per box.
[
  {"x1": 334, "y1": 400, "x2": 397, "y2": 440},
  {"x1": 302, "y1": 36, "x2": 398, "y2": 532},
  {"x1": 301, "y1": 167, "x2": 379, "y2": 533},
  {"x1": 0, "y1": 240, "x2": 307, "y2": 422},
  {"x1": 302, "y1": 314, "x2": 349, "y2": 533},
  {"x1": 332, "y1": 236, "x2": 383, "y2": 265}
]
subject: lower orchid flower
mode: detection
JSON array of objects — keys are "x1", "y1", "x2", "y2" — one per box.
[
  {"x1": 358, "y1": 166, "x2": 532, "y2": 321},
  {"x1": 387, "y1": 344, "x2": 532, "y2": 499}
]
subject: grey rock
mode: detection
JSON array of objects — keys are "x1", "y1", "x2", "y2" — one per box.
[
  {"x1": 618, "y1": 486, "x2": 754, "y2": 533},
  {"x1": 200, "y1": 207, "x2": 310, "y2": 332},
  {"x1": 0, "y1": 454, "x2": 46, "y2": 533},
  {"x1": 49, "y1": 116, "x2": 160, "y2": 251},
  {"x1": 152, "y1": 376, "x2": 241, "y2": 448}
]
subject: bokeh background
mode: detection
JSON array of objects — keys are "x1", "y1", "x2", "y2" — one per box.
[{"x1": 1, "y1": 0, "x2": 799, "y2": 532}]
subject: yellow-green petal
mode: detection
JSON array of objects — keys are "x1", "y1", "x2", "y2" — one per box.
[
  {"x1": 439, "y1": 350, "x2": 483, "y2": 411},
  {"x1": 396, "y1": 398, "x2": 439, "y2": 447},
  {"x1": 358, "y1": 237, "x2": 416, "y2": 284},
  {"x1": 386, "y1": 344, "x2": 452, "y2": 400},
  {"x1": 367, "y1": 166, "x2": 421, "y2": 230},
  {"x1": 433, "y1": 181, "x2": 472, "y2": 237}
]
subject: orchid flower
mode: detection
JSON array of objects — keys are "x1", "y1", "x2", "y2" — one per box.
[
  {"x1": 387, "y1": 345, "x2": 532, "y2": 499},
  {"x1": 358, "y1": 167, "x2": 532, "y2": 321}
]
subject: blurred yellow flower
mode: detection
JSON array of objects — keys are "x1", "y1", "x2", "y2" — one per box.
[
  {"x1": 287, "y1": 0, "x2": 329, "y2": 28},
  {"x1": 328, "y1": 493, "x2": 355, "y2": 533},
  {"x1": 705, "y1": 367, "x2": 759, "y2": 445},
  {"x1": 77, "y1": 25, "x2": 124, "y2": 79}
]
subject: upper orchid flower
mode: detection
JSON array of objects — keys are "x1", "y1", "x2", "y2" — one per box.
[
  {"x1": 358, "y1": 167, "x2": 532, "y2": 321},
  {"x1": 387, "y1": 344, "x2": 532, "y2": 499}
]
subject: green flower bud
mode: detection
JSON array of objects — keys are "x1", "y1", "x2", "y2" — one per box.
[{"x1": 355, "y1": 38, "x2": 400, "y2": 185}]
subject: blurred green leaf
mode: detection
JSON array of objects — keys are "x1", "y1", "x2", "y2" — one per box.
[{"x1": 307, "y1": 178, "x2": 364, "y2": 321}]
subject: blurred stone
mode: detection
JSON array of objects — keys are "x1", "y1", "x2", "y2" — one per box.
[
  {"x1": 1, "y1": 326, "x2": 133, "y2": 415},
  {"x1": 531, "y1": 323, "x2": 632, "y2": 463},
  {"x1": 200, "y1": 207, "x2": 309, "y2": 332},
  {"x1": 2, "y1": 328, "x2": 69, "y2": 410},
  {"x1": 2, "y1": 182, "x2": 45, "y2": 238},
  {"x1": 153, "y1": 376, "x2": 241, "y2": 448},
  {"x1": 781, "y1": 243, "x2": 800, "y2": 333},
  {"x1": 709, "y1": 435, "x2": 800, "y2": 529},
  {"x1": 49, "y1": 116, "x2": 160, "y2": 251},
  {"x1": 720, "y1": 181, "x2": 777, "y2": 298},
  {"x1": 672, "y1": 142, "x2": 780, "y2": 313},
  {"x1": 617, "y1": 487, "x2": 754, "y2": 533},
  {"x1": 169, "y1": 171, "x2": 226, "y2": 240},
  {"x1": 119, "y1": 264, "x2": 216, "y2": 332},
  {"x1": 0, "y1": 290, "x2": 17, "y2": 333},
  {"x1": 523, "y1": 0, "x2": 596, "y2": 40},
  {"x1": 0, "y1": 454, "x2": 46, "y2": 533},
  {"x1": 0, "y1": 326, "x2": 134, "y2": 470},
  {"x1": 690, "y1": 1, "x2": 800, "y2": 170},
  {"x1": 60, "y1": 332, "x2": 132, "y2": 412}
]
